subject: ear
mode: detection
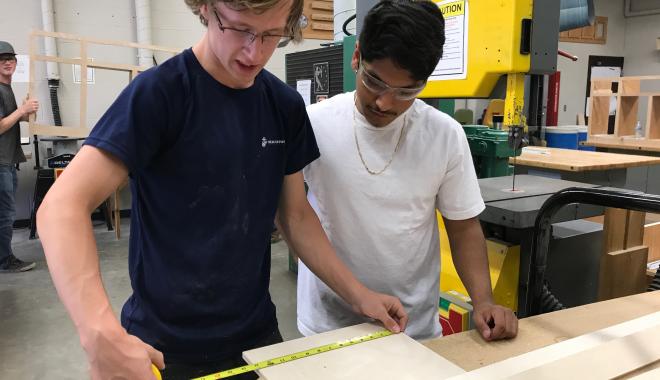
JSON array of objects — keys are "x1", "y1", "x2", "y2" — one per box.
[
  {"x1": 200, "y1": 3, "x2": 210, "y2": 23},
  {"x1": 351, "y1": 42, "x2": 360, "y2": 73}
]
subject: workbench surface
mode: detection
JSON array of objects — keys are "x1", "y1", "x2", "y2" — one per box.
[
  {"x1": 509, "y1": 147, "x2": 660, "y2": 172},
  {"x1": 422, "y1": 291, "x2": 660, "y2": 371}
]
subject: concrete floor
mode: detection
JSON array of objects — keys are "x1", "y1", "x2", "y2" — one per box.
[{"x1": 0, "y1": 221, "x2": 301, "y2": 379}]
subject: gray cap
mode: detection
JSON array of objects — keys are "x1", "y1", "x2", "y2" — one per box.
[{"x1": 0, "y1": 41, "x2": 16, "y2": 55}]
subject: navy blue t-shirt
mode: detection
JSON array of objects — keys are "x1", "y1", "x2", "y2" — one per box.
[{"x1": 85, "y1": 48, "x2": 319, "y2": 362}]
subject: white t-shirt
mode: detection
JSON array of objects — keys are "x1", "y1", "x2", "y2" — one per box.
[{"x1": 298, "y1": 92, "x2": 485, "y2": 340}]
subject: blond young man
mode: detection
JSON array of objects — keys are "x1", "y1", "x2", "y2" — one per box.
[{"x1": 37, "y1": 1, "x2": 407, "y2": 379}]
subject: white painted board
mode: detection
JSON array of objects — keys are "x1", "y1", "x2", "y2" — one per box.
[
  {"x1": 505, "y1": 324, "x2": 660, "y2": 379},
  {"x1": 243, "y1": 323, "x2": 465, "y2": 380}
]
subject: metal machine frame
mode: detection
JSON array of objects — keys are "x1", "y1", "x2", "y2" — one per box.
[{"x1": 527, "y1": 188, "x2": 660, "y2": 316}]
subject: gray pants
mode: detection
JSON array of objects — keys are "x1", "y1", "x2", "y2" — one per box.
[{"x1": 0, "y1": 165, "x2": 17, "y2": 265}]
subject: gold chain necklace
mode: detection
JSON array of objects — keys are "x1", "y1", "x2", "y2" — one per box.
[{"x1": 353, "y1": 96, "x2": 407, "y2": 175}]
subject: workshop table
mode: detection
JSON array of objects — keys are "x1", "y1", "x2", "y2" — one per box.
[
  {"x1": 511, "y1": 147, "x2": 660, "y2": 194},
  {"x1": 422, "y1": 291, "x2": 660, "y2": 374}
]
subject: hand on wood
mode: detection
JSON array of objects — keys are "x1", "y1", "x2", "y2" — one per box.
[
  {"x1": 473, "y1": 302, "x2": 518, "y2": 341},
  {"x1": 352, "y1": 288, "x2": 409, "y2": 334},
  {"x1": 20, "y1": 97, "x2": 39, "y2": 116}
]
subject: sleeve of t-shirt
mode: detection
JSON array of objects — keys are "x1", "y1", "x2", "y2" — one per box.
[
  {"x1": 435, "y1": 123, "x2": 485, "y2": 220},
  {"x1": 284, "y1": 95, "x2": 320, "y2": 175},
  {"x1": 84, "y1": 70, "x2": 176, "y2": 175},
  {"x1": 0, "y1": 92, "x2": 8, "y2": 119}
]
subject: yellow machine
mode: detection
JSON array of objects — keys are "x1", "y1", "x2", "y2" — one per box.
[
  {"x1": 425, "y1": 0, "x2": 565, "y2": 312},
  {"x1": 438, "y1": 213, "x2": 520, "y2": 312},
  {"x1": 423, "y1": 0, "x2": 534, "y2": 127}
]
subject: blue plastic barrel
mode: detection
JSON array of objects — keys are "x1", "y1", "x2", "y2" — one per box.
[
  {"x1": 577, "y1": 126, "x2": 595, "y2": 151},
  {"x1": 545, "y1": 126, "x2": 579, "y2": 150}
]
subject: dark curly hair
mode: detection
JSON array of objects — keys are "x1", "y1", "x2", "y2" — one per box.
[{"x1": 359, "y1": 0, "x2": 446, "y2": 81}]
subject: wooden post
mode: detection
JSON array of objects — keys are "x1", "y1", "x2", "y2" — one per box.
[{"x1": 598, "y1": 208, "x2": 648, "y2": 300}]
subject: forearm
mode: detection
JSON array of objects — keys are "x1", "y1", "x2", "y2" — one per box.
[
  {"x1": 445, "y1": 218, "x2": 494, "y2": 305},
  {"x1": 37, "y1": 197, "x2": 123, "y2": 347},
  {"x1": 0, "y1": 108, "x2": 25, "y2": 135},
  {"x1": 277, "y1": 206, "x2": 367, "y2": 308}
]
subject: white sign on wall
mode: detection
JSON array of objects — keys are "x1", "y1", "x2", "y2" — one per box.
[
  {"x1": 296, "y1": 79, "x2": 312, "y2": 107},
  {"x1": 13, "y1": 55, "x2": 30, "y2": 83},
  {"x1": 429, "y1": 0, "x2": 469, "y2": 81}
]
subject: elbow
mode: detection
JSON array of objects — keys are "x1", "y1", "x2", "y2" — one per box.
[
  {"x1": 277, "y1": 202, "x2": 311, "y2": 232},
  {"x1": 36, "y1": 192, "x2": 79, "y2": 240},
  {"x1": 36, "y1": 195, "x2": 56, "y2": 239}
]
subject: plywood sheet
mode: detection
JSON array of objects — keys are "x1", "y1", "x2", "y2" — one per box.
[
  {"x1": 510, "y1": 147, "x2": 660, "y2": 172},
  {"x1": 444, "y1": 310, "x2": 660, "y2": 380},
  {"x1": 423, "y1": 292, "x2": 660, "y2": 371},
  {"x1": 243, "y1": 323, "x2": 465, "y2": 380}
]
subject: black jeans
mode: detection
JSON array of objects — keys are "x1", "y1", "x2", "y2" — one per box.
[{"x1": 161, "y1": 328, "x2": 284, "y2": 380}]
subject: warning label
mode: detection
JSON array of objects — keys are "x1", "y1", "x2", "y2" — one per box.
[{"x1": 438, "y1": 1, "x2": 465, "y2": 18}]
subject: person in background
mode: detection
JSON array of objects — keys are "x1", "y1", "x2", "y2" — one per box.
[
  {"x1": 299, "y1": 0, "x2": 518, "y2": 342},
  {"x1": 0, "y1": 40, "x2": 38, "y2": 273}
]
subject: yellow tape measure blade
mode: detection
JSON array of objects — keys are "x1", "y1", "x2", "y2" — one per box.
[{"x1": 192, "y1": 329, "x2": 392, "y2": 380}]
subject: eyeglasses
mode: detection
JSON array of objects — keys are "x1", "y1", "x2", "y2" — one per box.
[
  {"x1": 213, "y1": 8, "x2": 292, "y2": 48},
  {"x1": 0, "y1": 55, "x2": 17, "y2": 63},
  {"x1": 358, "y1": 56, "x2": 426, "y2": 101}
]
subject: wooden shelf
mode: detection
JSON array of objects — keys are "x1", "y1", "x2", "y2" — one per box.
[{"x1": 587, "y1": 76, "x2": 660, "y2": 151}]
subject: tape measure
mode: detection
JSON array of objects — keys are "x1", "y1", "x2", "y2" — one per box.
[
  {"x1": 187, "y1": 329, "x2": 393, "y2": 380},
  {"x1": 152, "y1": 364, "x2": 162, "y2": 379}
]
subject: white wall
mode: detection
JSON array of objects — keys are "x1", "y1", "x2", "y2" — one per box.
[
  {"x1": 556, "y1": 0, "x2": 627, "y2": 126},
  {"x1": 0, "y1": 0, "x2": 326, "y2": 220}
]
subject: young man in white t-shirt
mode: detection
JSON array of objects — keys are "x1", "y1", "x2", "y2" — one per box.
[{"x1": 299, "y1": 0, "x2": 518, "y2": 341}]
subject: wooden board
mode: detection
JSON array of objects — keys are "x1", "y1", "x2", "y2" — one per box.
[
  {"x1": 629, "y1": 366, "x2": 660, "y2": 379},
  {"x1": 443, "y1": 310, "x2": 660, "y2": 380},
  {"x1": 422, "y1": 291, "x2": 660, "y2": 371},
  {"x1": 645, "y1": 222, "x2": 660, "y2": 262},
  {"x1": 598, "y1": 245, "x2": 649, "y2": 300},
  {"x1": 505, "y1": 325, "x2": 660, "y2": 380},
  {"x1": 582, "y1": 215, "x2": 660, "y2": 264},
  {"x1": 243, "y1": 323, "x2": 465, "y2": 380},
  {"x1": 509, "y1": 147, "x2": 660, "y2": 172}
]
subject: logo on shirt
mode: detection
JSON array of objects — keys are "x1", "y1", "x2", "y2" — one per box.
[{"x1": 261, "y1": 137, "x2": 285, "y2": 148}]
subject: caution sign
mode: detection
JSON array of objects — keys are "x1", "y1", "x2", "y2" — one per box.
[
  {"x1": 438, "y1": 1, "x2": 465, "y2": 18},
  {"x1": 430, "y1": 0, "x2": 469, "y2": 81}
]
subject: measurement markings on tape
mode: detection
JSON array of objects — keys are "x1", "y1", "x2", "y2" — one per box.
[{"x1": 191, "y1": 329, "x2": 393, "y2": 380}]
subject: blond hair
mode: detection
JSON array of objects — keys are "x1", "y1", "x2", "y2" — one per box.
[{"x1": 184, "y1": 0, "x2": 304, "y2": 42}]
